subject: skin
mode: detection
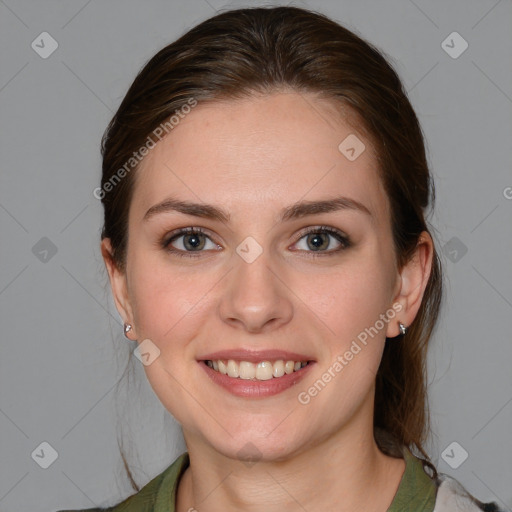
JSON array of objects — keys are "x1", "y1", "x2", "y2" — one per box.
[{"x1": 102, "y1": 91, "x2": 433, "y2": 511}]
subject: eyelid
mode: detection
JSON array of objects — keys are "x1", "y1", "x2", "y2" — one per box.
[
  {"x1": 163, "y1": 226, "x2": 215, "y2": 244},
  {"x1": 294, "y1": 225, "x2": 349, "y2": 241}
]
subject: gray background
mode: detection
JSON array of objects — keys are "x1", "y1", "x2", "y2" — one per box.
[{"x1": 0, "y1": 0, "x2": 511, "y2": 510}]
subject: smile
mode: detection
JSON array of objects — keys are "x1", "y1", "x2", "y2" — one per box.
[
  {"x1": 205, "y1": 359, "x2": 310, "y2": 380},
  {"x1": 198, "y1": 350, "x2": 315, "y2": 398}
]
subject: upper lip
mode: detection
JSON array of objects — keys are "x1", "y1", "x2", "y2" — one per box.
[{"x1": 198, "y1": 349, "x2": 315, "y2": 363}]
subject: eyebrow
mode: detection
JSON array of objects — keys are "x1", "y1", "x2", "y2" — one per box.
[{"x1": 143, "y1": 195, "x2": 372, "y2": 223}]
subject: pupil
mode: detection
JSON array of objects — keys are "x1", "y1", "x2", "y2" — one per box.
[
  {"x1": 185, "y1": 234, "x2": 204, "y2": 250},
  {"x1": 309, "y1": 233, "x2": 327, "y2": 250}
]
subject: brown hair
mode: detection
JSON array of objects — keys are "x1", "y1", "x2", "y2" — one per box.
[{"x1": 100, "y1": 6, "x2": 442, "y2": 490}]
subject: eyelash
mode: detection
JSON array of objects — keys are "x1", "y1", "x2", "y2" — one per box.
[{"x1": 162, "y1": 226, "x2": 351, "y2": 259}]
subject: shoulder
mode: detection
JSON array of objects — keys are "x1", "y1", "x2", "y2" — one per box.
[
  {"x1": 54, "y1": 469, "x2": 164, "y2": 512},
  {"x1": 54, "y1": 452, "x2": 189, "y2": 512},
  {"x1": 55, "y1": 508, "x2": 109, "y2": 512},
  {"x1": 55, "y1": 510, "x2": 107, "y2": 512},
  {"x1": 433, "y1": 472, "x2": 509, "y2": 512},
  {"x1": 386, "y1": 436, "x2": 509, "y2": 512}
]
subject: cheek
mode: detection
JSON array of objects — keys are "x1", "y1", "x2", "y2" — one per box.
[
  {"x1": 127, "y1": 258, "x2": 215, "y2": 349},
  {"x1": 304, "y1": 258, "x2": 395, "y2": 346}
]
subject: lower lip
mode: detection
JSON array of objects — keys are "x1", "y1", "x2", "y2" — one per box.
[{"x1": 199, "y1": 361, "x2": 315, "y2": 398}]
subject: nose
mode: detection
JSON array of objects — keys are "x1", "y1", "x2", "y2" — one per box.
[{"x1": 218, "y1": 248, "x2": 293, "y2": 333}]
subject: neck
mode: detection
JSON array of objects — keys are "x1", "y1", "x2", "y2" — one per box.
[{"x1": 176, "y1": 416, "x2": 405, "y2": 512}]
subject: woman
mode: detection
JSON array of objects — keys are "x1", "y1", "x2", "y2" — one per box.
[{"x1": 58, "y1": 6, "x2": 507, "y2": 512}]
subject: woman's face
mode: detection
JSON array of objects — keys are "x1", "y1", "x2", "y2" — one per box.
[{"x1": 105, "y1": 91, "x2": 411, "y2": 462}]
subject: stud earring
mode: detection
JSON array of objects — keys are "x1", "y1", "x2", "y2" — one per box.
[
  {"x1": 124, "y1": 323, "x2": 132, "y2": 339},
  {"x1": 398, "y1": 322, "x2": 408, "y2": 336}
]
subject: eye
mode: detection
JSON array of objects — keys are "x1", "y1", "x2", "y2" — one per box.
[
  {"x1": 291, "y1": 226, "x2": 351, "y2": 256},
  {"x1": 163, "y1": 227, "x2": 220, "y2": 257},
  {"x1": 162, "y1": 225, "x2": 351, "y2": 259}
]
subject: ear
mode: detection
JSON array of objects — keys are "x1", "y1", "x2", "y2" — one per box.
[
  {"x1": 101, "y1": 238, "x2": 137, "y2": 340},
  {"x1": 386, "y1": 231, "x2": 434, "y2": 337}
]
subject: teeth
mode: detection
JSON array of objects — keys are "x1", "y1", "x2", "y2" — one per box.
[
  {"x1": 256, "y1": 361, "x2": 273, "y2": 380},
  {"x1": 273, "y1": 360, "x2": 285, "y2": 378},
  {"x1": 206, "y1": 359, "x2": 309, "y2": 380},
  {"x1": 239, "y1": 361, "x2": 254, "y2": 379},
  {"x1": 227, "y1": 359, "x2": 239, "y2": 378}
]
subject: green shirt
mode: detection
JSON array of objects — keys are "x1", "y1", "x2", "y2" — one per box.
[{"x1": 57, "y1": 447, "x2": 437, "y2": 511}]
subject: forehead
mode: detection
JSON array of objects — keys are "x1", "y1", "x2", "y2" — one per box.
[{"x1": 131, "y1": 91, "x2": 389, "y2": 226}]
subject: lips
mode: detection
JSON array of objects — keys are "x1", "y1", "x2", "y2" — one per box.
[
  {"x1": 197, "y1": 349, "x2": 316, "y2": 398},
  {"x1": 198, "y1": 349, "x2": 314, "y2": 364}
]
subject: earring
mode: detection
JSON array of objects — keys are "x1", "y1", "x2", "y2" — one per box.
[
  {"x1": 124, "y1": 323, "x2": 132, "y2": 339},
  {"x1": 398, "y1": 322, "x2": 408, "y2": 336}
]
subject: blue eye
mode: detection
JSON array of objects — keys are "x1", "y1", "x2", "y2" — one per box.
[
  {"x1": 292, "y1": 226, "x2": 351, "y2": 256},
  {"x1": 163, "y1": 227, "x2": 220, "y2": 258}
]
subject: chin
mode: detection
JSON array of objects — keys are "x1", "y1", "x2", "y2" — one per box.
[{"x1": 199, "y1": 421, "x2": 310, "y2": 465}]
